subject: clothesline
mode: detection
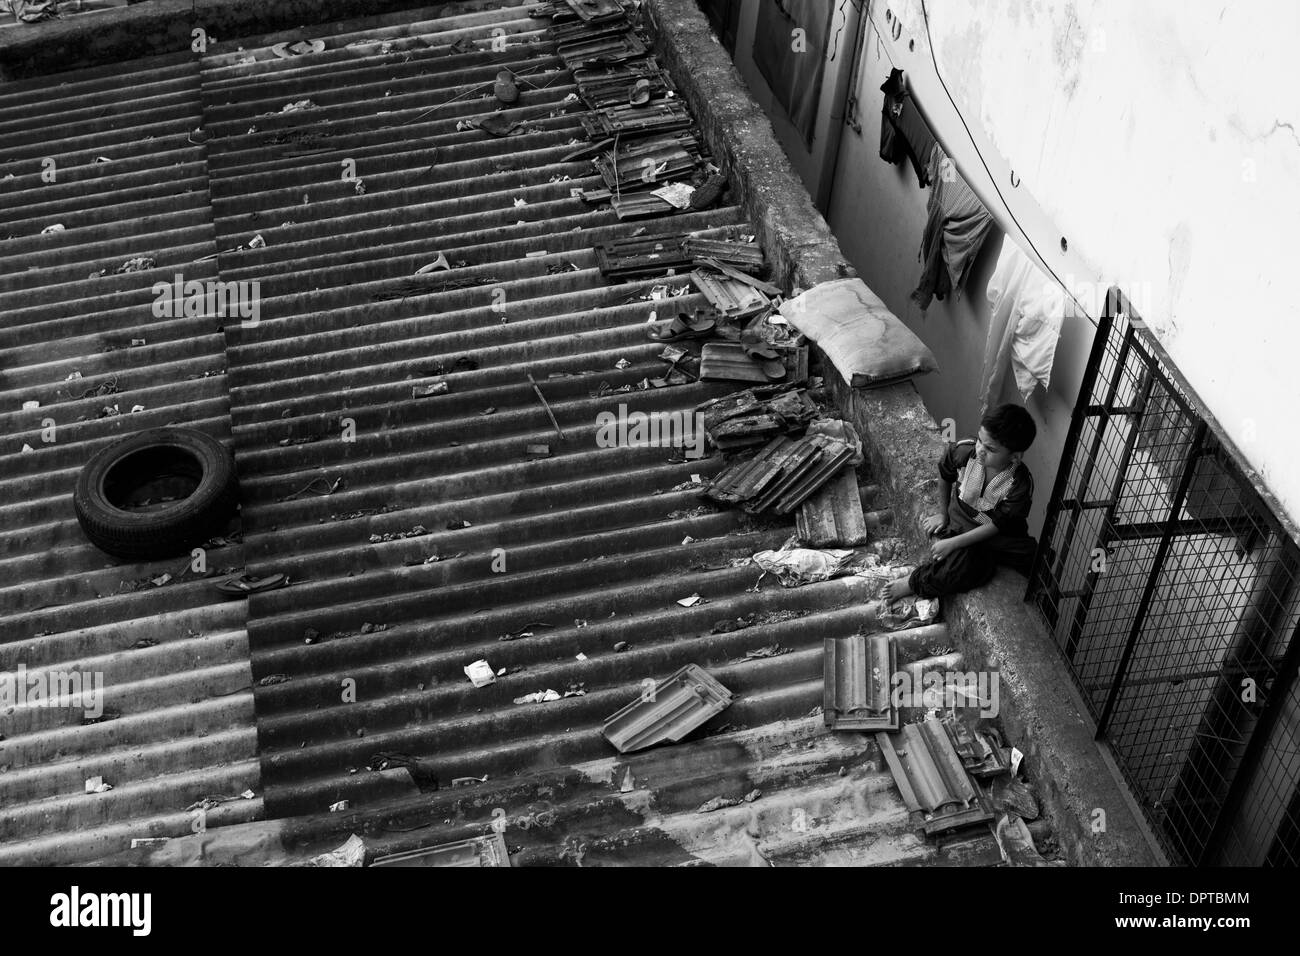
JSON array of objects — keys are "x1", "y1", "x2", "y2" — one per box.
[{"x1": 864, "y1": 1, "x2": 1101, "y2": 333}]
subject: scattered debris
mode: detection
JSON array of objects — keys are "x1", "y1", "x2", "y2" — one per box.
[
  {"x1": 84, "y1": 777, "x2": 112, "y2": 794},
  {"x1": 413, "y1": 381, "x2": 449, "y2": 398},
  {"x1": 647, "y1": 179, "x2": 693, "y2": 207},
  {"x1": 991, "y1": 777, "x2": 1040, "y2": 821},
  {"x1": 526, "y1": 372, "x2": 565, "y2": 442},
  {"x1": 271, "y1": 39, "x2": 326, "y2": 58},
  {"x1": 416, "y1": 252, "x2": 451, "y2": 274},
  {"x1": 304, "y1": 834, "x2": 367, "y2": 867},
  {"x1": 514, "y1": 689, "x2": 562, "y2": 704},
  {"x1": 752, "y1": 546, "x2": 856, "y2": 587},
  {"x1": 258, "y1": 674, "x2": 290, "y2": 686},
  {"x1": 697, "y1": 795, "x2": 740, "y2": 813},
  {"x1": 994, "y1": 813, "x2": 1054, "y2": 866},
  {"x1": 676, "y1": 593, "x2": 705, "y2": 607},
  {"x1": 115, "y1": 256, "x2": 155, "y2": 273},
  {"x1": 464, "y1": 660, "x2": 496, "y2": 688},
  {"x1": 329, "y1": 800, "x2": 350, "y2": 813},
  {"x1": 368, "y1": 525, "x2": 428, "y2": 543}
]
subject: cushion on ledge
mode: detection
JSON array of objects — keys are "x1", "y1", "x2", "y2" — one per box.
[{"x1": 782, "y1": 278, "x2": 938, "y2": 388}]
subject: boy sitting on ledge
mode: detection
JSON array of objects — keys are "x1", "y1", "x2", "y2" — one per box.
[{"x1": 884, "y1": 403, "x2": 1039, "y2": 600}]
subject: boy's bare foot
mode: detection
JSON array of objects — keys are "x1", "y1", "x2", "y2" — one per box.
[{"x1": 883, "y1": 576, "x2": 913, "y2": 601}]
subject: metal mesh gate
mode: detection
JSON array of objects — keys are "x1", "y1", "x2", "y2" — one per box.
[{"x1": 1028, "y1": 293, "x2": 1300, "y2": 866}]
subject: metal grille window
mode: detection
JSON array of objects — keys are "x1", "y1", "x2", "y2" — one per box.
[{"x1": 1028, "y1": 291, "x2": 1300, "y2": 866}]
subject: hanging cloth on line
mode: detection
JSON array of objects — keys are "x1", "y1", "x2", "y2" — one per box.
[
  {"x1": 979, "y1": 237, "x2": 1066, "y2": 414},
  {"x1": 879, "y1": 68, "x2": 937, "y2": 188},
  {"x1": 911, "y1": 144, "x2": 996, "y2": 311}
]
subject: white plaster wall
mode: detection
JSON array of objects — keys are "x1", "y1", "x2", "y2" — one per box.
[{"x1": 924, "y1": 0, "x2": 1300, "y2": 527}]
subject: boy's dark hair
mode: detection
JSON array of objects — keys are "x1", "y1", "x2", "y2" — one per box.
[{"x1": 981, "y1": 404, "x2": 1037, "y2": 453}]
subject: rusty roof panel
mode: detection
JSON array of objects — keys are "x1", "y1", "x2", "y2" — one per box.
[
  {"x1": 797, "y1": 468, "x2": 870, "y2": 547},
  {"x1": 877, "y1": 716, "x2": 992, "y2": 836},
  {"x1": 602, "y1": 664, "x2": 733, "y2": 753},
  {"x1": 823, "y1": 633, "x2": 897, "y2": 731}
]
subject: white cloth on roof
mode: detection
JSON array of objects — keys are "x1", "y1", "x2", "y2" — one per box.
[{"x1": 980, "y1": 237, "x2": 1066, "y2": 413}]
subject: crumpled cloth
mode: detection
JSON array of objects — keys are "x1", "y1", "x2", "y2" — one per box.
[
  {"x1": 880, "y1": 68, "x2": 937, "y2": 188},
  {"x1": 1, "y1": 0, "x2": 58, "y2": 23},
  {"x1": 303, "y1": 834, "x2": 366, "y2": 868},
  {"x1": 980, "y1": 237, "x2": 1066, "y2": 412},
  {"x1": 753, "y1": 547, "x2": 856, "y2": 587},
  {"x1": 912, "y1": 145, "x2": 996, "y2": 311}
]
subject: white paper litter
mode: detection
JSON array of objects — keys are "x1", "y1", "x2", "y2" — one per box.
[
  {"x1": 651, "y1": 182, "x2": 695, "y2": 208},
  {"x1": 21, "y1": 400, "x2": 38, "y2": 410},
  {"x1": 513, "y1": 689, "x2": 562, "y2": 704},
  {"x1": 464, "y1": 659, "x2": 496, "y2": 687},
  {"x1": 1011, "y1": 747, "x2": 1024, "y2": 776},
  {"x1": 329, "y1": 800, "x2": 349, "y2": 813},
  {"x1": 677, "y1": 593, "x2": 703, "y2": 607}
]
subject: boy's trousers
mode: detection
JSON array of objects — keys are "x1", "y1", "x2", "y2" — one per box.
[{"x1": 907, "y1": 527, "x2": 1038, "y2": 599}]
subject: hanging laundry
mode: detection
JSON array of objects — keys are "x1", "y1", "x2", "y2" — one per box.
[
  {"x1": 879, "y1": 68, "x2": 937, "y2": 188},
  {"x1": 980, "y1": 237, "x2": 1067, "y2": 413},
  {"x1": 911, "y1": 145, "x2": 996, "y2": 311}
]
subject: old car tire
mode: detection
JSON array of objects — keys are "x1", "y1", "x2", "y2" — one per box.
[{"x1": 73, "y1": 427, "x2": 239, "y2": 560}]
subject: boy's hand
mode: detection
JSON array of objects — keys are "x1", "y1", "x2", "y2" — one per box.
[
  {"x1": 921, "y1": 513, "x2": 947, "y2": 535},
  {"x1": 930, "y1": 536, "x2": 960, "y2": 562}
]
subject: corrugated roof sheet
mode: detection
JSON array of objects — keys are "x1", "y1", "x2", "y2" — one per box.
[{"x1": 0, "y1": 50, "x2": 259, "y2": 866}]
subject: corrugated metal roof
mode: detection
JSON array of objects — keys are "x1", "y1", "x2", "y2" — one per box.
[
  {"x1": 2, "y1": 0, "x2": 1002, "y2": 866},
  {"x1": 0, "y1": 50, "x2": 259, "y2": 866}
]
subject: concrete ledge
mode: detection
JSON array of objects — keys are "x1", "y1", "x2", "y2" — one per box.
[{"x1": 644, "y1": 0, "x2": 1161, "y2": 867}]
